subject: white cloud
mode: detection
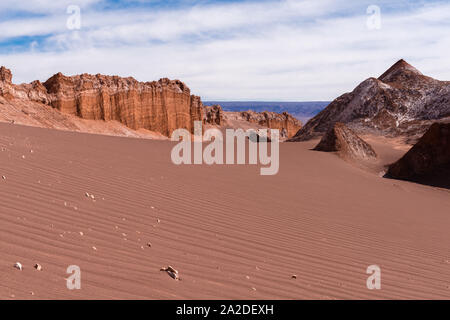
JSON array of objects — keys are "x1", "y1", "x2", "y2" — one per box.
[
  {"x1": 0, "y1": 0, "x2": 449, "y2": 101},
  {"x1": 0, "y1": 0, "x2": 100, "y2": 13}
]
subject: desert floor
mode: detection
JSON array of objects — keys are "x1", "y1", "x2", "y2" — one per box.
[{"x1": 0, "y1": 123, "x2": 449, "y2": 299}]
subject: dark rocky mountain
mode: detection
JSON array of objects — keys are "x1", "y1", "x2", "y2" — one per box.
[
  {"x1": 290, "y1": 60, "x2": 450, "y2": 142},
  {"x1": 386, "y1": 123, "x2": 450, "y2": 188}
]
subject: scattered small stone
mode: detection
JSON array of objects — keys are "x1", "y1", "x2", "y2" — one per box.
[
  {"x1": 79, "y1": 231, "x2": 84, "y2": 236},
  {"x1": 147, "y1": 242, "x2": 152, "y2": 248},
  {"x1": 85, "y1": 192, "x2": 90, "y2": 198},
  {"x1": 157, "y1": 218, "x2": 161, "y2": 223},
  {"x1": 251, "y1": 287, "x2": 257, "y2": 291},
  {"x1": 160, "y1": 266, "x2": 180, "y2": 280},
  {"x1": 245, "y1": 275, "x2": 250, "y2": 280},
  {"x1": 21, "y1": 155, "x2": 25, "y2": 159},
  {"x1": 14, "y1": 262, "x2": 23, "y2": 271},
  {"x1": 34, "y1": 264, "x2": 42, "y2": 271},
  {"x1": 90, "y1": 194, "x2": 95, "y2": 200},
  {"x1": 291, "y1": 275, "x2": 297, "y2": 279},
  {"x1": 2, "y1": 175, "x2": 6, "y2": 180},
  {"x1": 92, "y1": 246, "x2": 97, "y2": 251},
  {"x1": 30, "y1": 291, "x2": 35, "y2": 296}
]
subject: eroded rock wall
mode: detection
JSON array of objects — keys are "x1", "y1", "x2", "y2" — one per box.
[{"x1": 0, "y1": 67, "x2": 204, "y2": 137}]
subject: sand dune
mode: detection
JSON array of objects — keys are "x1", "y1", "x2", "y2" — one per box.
[{"x1": 1, "y1": 123, "x2": 449, "y2": 299}]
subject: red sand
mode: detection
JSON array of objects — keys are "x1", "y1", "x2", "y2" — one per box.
[{"x1": 0, "y1": 123, "x2": 449, "y2": 299}]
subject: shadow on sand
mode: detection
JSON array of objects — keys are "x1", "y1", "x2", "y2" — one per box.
[{"x1": 383, "y1": 164, "x2": 450, "y2": 190}]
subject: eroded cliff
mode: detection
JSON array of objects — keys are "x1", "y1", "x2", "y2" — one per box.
[{"x1": 0, "y1": 67, "x2": 203, "y2": 137}]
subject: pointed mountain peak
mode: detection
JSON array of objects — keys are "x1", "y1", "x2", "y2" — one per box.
[{"x1": 378, "y1": 59, "x2": 423, "y2": 82}]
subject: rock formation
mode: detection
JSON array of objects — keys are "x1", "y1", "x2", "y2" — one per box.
[
  {"x1": 202, "y1": 105, "x2": 302, "y2": 139},
  {"x1": 314, "y1": 122, "x2": 377, "y2": 160},
  {"x1": 290, "y1": 59, "x2": 450, "y2": 142},
  {"x1": 0, "y1": 66, "x2": 302, "y2": 139},
  {"x1": 236, "y1": 110, "x2": 302, "y2": 138},
  {"x1": 0, "y1": 67, "x2": 203, "y2": 137},
  {"x1": 203, "y1": 105, "x2": 224, "y2": 125},
  {"x1": 387, "y1": 123, "x2": 450, "y2": 184},
  {"x1": 0, "y1": 66, "x2": 12, "y2": 83}
]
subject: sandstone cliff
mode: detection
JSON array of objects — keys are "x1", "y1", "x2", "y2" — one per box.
[
  {"x1": 314, "y1": 122, "x2": 377, "y2": 161},
  {"x1": 290, "y1": 60, "x2": 450, "y2": 142},
  {"x1": 387, "y1": 123, "x2": 450, "y2": 187},
  {"x1": 0, "y1": 67, "x2": 203, "y2": 137}
]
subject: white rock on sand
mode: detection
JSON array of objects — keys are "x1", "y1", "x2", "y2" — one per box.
[
  {"x1": 160, "y1": 266, "x2": 180, "y2": 280},
  {"x1": 14, "y1": 262, "x2": 23, "y2": 271}
]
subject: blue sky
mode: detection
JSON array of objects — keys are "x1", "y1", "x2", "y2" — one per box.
[{"x1": 0, "y1": 0, "x2": 449, "y2": 100}]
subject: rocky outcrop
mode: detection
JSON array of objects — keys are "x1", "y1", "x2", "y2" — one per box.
[
  {"x1": 387, "y1": 123, "x2": 450, "y2": 182},
  {"x1": 290, "y1": 59, "x2": 450, "y2": 142},
  {"x1": 0, "y1": 67, "x2": 203, "y2": 137},
  {"x1": 203, "y1": 105, "x2": 224, "y2": 125},
  {"x1": 0, "y1": 66, "x2": 12, "y2": 83},
  {"x1": 238, "y1": 110, "x2": 302, "y2": 138},
  {"x1": 0, "y1": 68, "x2": 50, "y2": 104},
  {"x1": 202, "y1": 106, "x2": 302, "y2": 139},
  {"x1": 314, "y1": 122, "x2": 377, "y2": 160}
]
